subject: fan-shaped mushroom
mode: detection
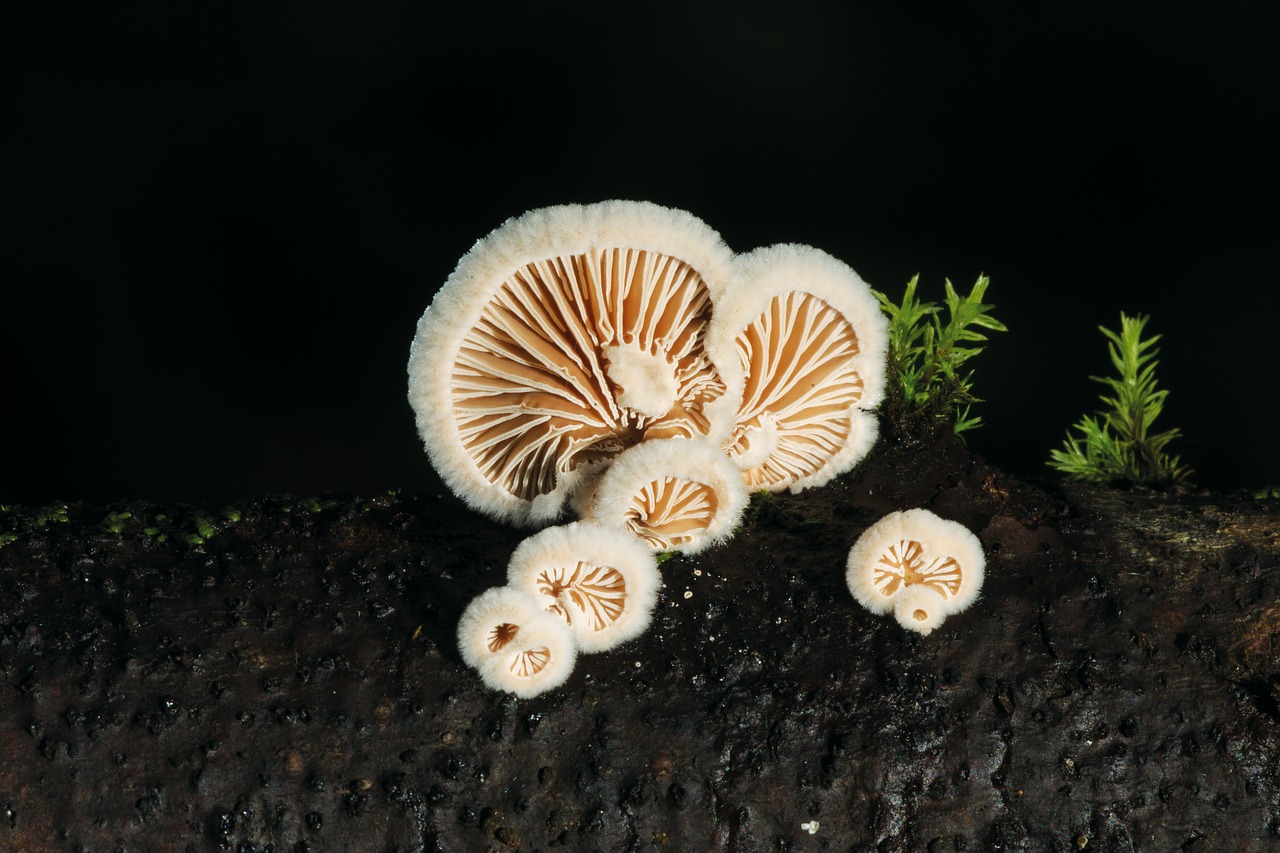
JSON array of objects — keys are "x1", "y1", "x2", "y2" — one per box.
[
  {"x1": 408, "y1": 200, "x2": 742, "y2": 526},
  {"x1": 506, "y1": 521, "x2": 661, "y2": 653},
  {"x1": 575, "y1": 436, "x2": 748, "y2": 554},
  {"x1": 846, "y1": 508, "x2": 986, "y2": 629},
  {"x1": 709, "y1": 243, "x2": 888, "y2": 493},
  {"x1": 456, "y1": 586, "x2": 577, "y2": 697}
]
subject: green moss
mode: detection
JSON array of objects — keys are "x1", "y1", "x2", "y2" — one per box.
[
  {"x1": 0, "y1": 501, "x2": 71, "y2": 550},
  {"x1": 873, "y1": 274, "x2": 1007, "y2": 436},
  {"x1": 1048, "y1": 312, "x2": 1191, "y2": 488}
]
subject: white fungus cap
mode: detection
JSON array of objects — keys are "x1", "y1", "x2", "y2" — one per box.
[
  {"x1": 576, "y1": 436, "x2": 749, "y2": 554},
  {"x1": 506, "y1": 521, "x2": 662, "y2": 653},
  {"x1": 408, "y1": 200, "x2": 742, "y2": 528},
  {"x1": 892, "y1": 583, "x2": 949, "y2": 636},
  {"x1": 456, "y1": 586, "x2": 577, "y2": 698},
  {"x1": 708, "y1": 243, "x2": 889, "y2": 494},
  {"x1": 846, "y1": 508, "x2": 986, "y2": 629}
]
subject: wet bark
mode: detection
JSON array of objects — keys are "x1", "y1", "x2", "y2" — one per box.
[{"x1": 2, "y1": 434, "x2": 1278, "y2": 852}]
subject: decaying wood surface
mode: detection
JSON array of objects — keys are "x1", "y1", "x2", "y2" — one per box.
[{"x1": 2, "y1": 433, "x2": 1278, "y2": 851}]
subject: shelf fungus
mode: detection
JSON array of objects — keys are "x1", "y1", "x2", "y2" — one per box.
[
  {"x1": 575, "y1": 436, "x2": 749, "y2": 554},
  {"x1": 407, "y1": 200, "x2": 741, "y2": 527},
  {"x1": 709, "y1": 243, "x2": 888, "y2": 493},
  {"x1": 845, "y1": 508, "x2": 986, "y2": 635},
  {"x1": 506, "y1": 522, "x2": 661, "y2": 653},
  {"x1": 456, "y1": 586, "x2": 577, "y2": 697}
]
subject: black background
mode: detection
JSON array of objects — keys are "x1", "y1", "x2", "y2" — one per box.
[{"x1": 4, "y1": 2, "x2": 1278, "y2": 505}]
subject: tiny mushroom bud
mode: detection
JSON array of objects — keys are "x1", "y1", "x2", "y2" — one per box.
[
  {"x1": 506, "y1": 521, "x2": 661, "y2": 653},
  {"x1": 708, "y1": 243, "x2": 888, "y2": 493},
  {"x1": 407, "y1": 200, "x2": 741, "y2": 527},
  {"x1": 576, "y1": 437, "x2": 749, "y2": 555},
  {"x1": 891, "y1": 583, "x2": 949, "y2": 636},
  {"x1": 456, "y1": 586, "x2": 577, "y2": 697},
  {"x1": 846, "y1": 508, "x2": 986, "y2": 631}
]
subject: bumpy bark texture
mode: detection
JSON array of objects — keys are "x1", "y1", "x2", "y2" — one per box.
[{"x1": 2, "y1": 432, "x2": 1279, "y2": 852}]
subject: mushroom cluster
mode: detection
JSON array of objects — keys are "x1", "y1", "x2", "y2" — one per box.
[
  {"x1": 410, "y1": 200, "x2": 892, "y2": 695},
  {"x1": 408, "y1": 200, "x2": 887, "y2": 530},
  {"x1": 457, "y1": 522, "x2": 660, "y2": 696}
]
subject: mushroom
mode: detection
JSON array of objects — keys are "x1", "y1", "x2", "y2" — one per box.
[
  {"x1": 709, "y1": 243, "x2": 888, "y2": 493},
  {"x1": 506, "y1": 521, "x2": 661, "y2": 653},
  {"x1": 407, "y1": 200, "x2": 742, "y2": 526},
  {"x1": 456, "y1": 586, "x2": 577, "y2": 697},
  {"x1": 846, "y1": 508, "x2": 986, "y2": 630},
  {"x1": 575, "y1": 436, "x2": 749, "y2": 554},
  {"x1": 891, "y1": 583, "x2": 949, "y2": 636}
]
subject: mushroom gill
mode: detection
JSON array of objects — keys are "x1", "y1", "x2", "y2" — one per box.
[
  {"x1": 711, "y1": 244, "x2": 888, "y2": 493},
  {"x1": 409, "y1": 201, "x2": 739, "y2": 526},
  {"x1": 507, "y1": 522, "x2": 661, "y2": 653},
  {"x1": 846, "y1": 509, "x2": 987, "y2": 629},
  {"x1": 727, "y1": 289, "x2": 875, "y2": 491},
  {"x1": 577, "y1": 437, "x2": 748, "y2": 555}
]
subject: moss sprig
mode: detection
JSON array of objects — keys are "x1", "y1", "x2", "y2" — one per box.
[
  {"x1": 873, "y1": 274, "x2": 1007, "y2": 436},
  {"x1": 1048, "y1": 312, "x2": 1191, "y2": 487}
]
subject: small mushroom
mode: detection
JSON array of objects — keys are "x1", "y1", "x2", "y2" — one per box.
[
  {"x1": 846, "y1": 508, "x2": 986, "y2": 629},
  {"x1": 709, "y1": 243, "x2": 888, "y2": 493},
  {"x1": 456, "y1": 586, "x2": 577, "y2": 697},
  {"x1": 408, "y1": 200, "x2": 741, "y2": 526},
  {"x1": 575, "y1": 436, "x2": 749, "y2": 554},
  {"x1": 506, "y1": 521, "x2": 661, "y2": 653},
  {"x1": 891, "y1": 583, "x2": 949, "y2": 636}
]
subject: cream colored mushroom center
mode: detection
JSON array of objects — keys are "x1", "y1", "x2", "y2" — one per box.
[
  {"x1": 730, "y1": 413, "x2": 780, "y2": 471},
  {"x1": 536, "y1": 561, "x2": 628, "y2": 633},
  {"x1": 604, "y1": 342, "x2": 679, "y2": 419}
]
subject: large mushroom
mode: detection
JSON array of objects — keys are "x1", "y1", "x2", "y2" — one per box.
[
  {"x1": 709, "y1": 243, "x2": 888, "y2": 493},
  {"x1": 408, "y1": 201, "x2": 742, "y2": 526}
]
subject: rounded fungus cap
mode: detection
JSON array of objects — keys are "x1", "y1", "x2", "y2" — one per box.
[
  {"x1": 408, "y1": 201, "x2": 741, "y2": 527},
  {"x1": 892, "y1": 583, "x2": 949, "y2": 636},
  {"x1": 846, "y1": 508, "x2": 986, "y2": 624},
  {"x1": 576, "y1": 436, "x2": 749, "y2": 554},
  {"x1": 456, "y1": 586, "x2": 577, "y2": 697},
  {"x1": 506, "y1": 521, "x2": 661, "y2": 653},
  {"x1": 709, "y1": 243, "x2": 888, "y2": 493}
]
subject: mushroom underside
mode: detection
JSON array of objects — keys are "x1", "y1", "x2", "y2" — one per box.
[
  {"x1": 726, "y1": 291, "x2": 869, "y2": 491},
  {"x1": 452, "y1": 248, "x2": 728, "y2": 505}
]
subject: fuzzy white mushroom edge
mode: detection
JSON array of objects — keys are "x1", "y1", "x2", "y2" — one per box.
[
  {"x1": 408, "y1": 200, "x2": 742, "y2": 528},
  {"x1": 574, "y1": 436, "x2": 750, "y2": 555},
  {"x1": 708, "y1": 243, "x2": 888, "y2": 494},
  {"x1": 456, "y1": 586, "x2": 578, "y2": 697},
  {"x1": 506, "y1": 521, "x2": 662, "y2": 653}
]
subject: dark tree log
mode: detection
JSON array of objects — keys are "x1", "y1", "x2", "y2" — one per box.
[{"x1": 2, "y1": 434, "x2": 1278, "y2": 852}]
